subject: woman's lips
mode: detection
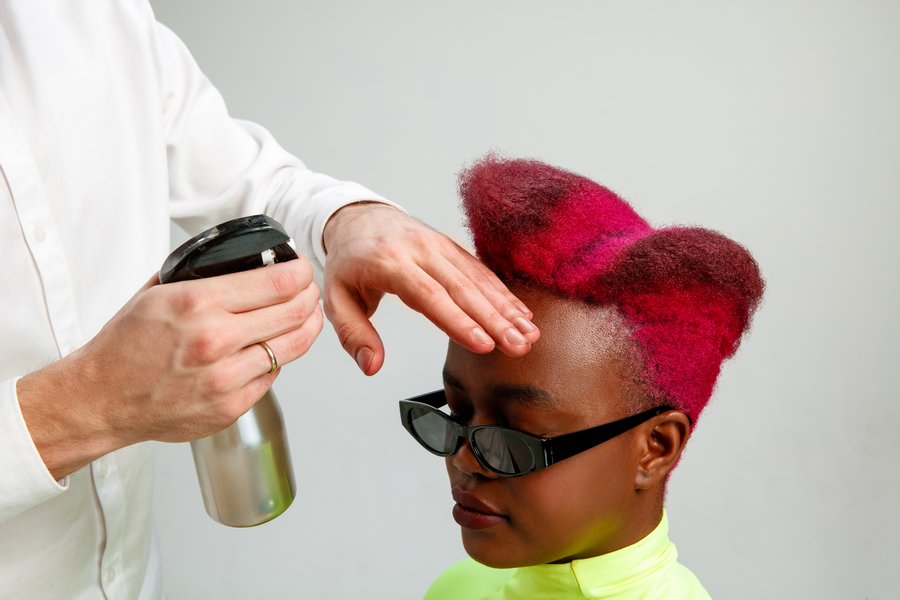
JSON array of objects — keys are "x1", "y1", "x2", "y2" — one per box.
[{"x1": 451, "y1": 489, "x2": 507, "y2": 530}]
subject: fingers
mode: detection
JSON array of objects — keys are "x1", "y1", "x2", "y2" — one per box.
[
  {"x1": 386, "y1": 262, "x2": 532, "y2": 357},
  {"x1": 321, "y1": 204, "x2": 541, "y2": 371},
  {"x1": 230, "y1": 280, "x2": 321, "y2": 346},
  {"x1": 445, "y1": 247, "x2": 534, "y2": 320},
  {"x1": 159, "y1": 257, "x2": 320, "y2": 361},
  {"x1": 439, "y1": 243, "x2": 540, "y2": 348},
  {"x1": 383, "y1": 234, "x2": 540, "y2": 357},
  {"x1": 167, "y1": 257, "x2": 315, "y2": 315},
  {"x1": 179, "y1": 283, "x2": 322, "y2": 374},
  {"x1": 209, "y1": 304, "x2": 325, "y2": 427},
  {"x1": 143, "y1": 273, "x2": 163, "y2": 290},
  {"x1": 219, "y1": 303, "x2": 325, "y2": 391},
  {"x1": 264, "y1": 302, "x2": 324, "y2": 372},
  {"x1": 323, "y1": 281, "x2": 385, "y2": 376},
  {"x1": 80, "y1": 264, "x2": 324, "y2": 448}
]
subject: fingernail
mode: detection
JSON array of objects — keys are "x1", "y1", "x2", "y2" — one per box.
[
  {"x1": 471, "y1": 327, "x2": 493, "y2": 346},
  {"x1": 356, "y1": 348, "x2": 373, "y2": 373},
  {"x1": 513, "y1": 316, "x2": 537, "y2": 333},
  {"x1": 504, "y1": 327, "x2": 528, "y2": 345}
]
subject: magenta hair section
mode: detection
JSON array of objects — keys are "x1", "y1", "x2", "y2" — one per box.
[{"x1": 459, "y1": 154, "x2": 763, "y2": 422}]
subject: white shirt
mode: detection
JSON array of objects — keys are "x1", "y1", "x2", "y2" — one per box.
[{"x1": 0, "y1": 2, "x2": 389, "y2": 598}]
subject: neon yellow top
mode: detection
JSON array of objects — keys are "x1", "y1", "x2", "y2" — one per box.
[{"x1": 424, "y1": 512, "x2": 710, "y2": 599}]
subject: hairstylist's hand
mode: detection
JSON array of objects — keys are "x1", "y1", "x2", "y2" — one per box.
[
  {"x1": 17, "y1": 258, "x2": 323, "y2": 480},
  {"x1": 322, "y1": 202, "x2": 540, "y2": 375}
]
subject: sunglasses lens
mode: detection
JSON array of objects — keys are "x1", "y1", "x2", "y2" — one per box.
[
  {"x1": 472, "y1": 428, "x2": 536, "y2": 476},
  {"x1": 408, "y1": 406, "x2": 457, "y2": 455}
]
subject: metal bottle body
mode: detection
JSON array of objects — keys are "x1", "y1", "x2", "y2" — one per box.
[
  {"x1": 190, "y1": 389, "x2": 295, "y2": 527},
  {"x1": 159, "y1": 215, "x2": 300, "y2": 527}
]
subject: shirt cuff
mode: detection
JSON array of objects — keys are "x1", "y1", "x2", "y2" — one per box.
[{"x1": 0, "y1": 377, "x2": 68, "y2": 524}]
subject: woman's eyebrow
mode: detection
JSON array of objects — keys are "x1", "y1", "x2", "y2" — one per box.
[
  {"x1": 442, "y1": 370, "x2": 555, "y2": 405},
  {"x1": 492, "y1": 384, "x2": 555, "y2": 406},
  {"x1": 442, "y1": 369, "x2": 464, "y2": 390}
]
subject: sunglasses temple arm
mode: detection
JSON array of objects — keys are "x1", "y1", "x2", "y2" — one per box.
[{"x1": 544, "y1": 407, "x2": 669, "y2": 465}]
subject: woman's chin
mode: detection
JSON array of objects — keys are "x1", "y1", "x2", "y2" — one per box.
[{"x1": 461, "y1": 532, "x2": 534, "y2": 570}]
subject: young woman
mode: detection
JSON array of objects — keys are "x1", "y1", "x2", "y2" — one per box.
[{"x1": 399, "y1": 155, "x2": 763, "y2": 599}]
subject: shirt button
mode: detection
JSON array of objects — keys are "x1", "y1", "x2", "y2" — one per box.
[
  {"x1": 33, "y1": 226, "x2": 47, "y2": 243},
  {"x1": 104, "y1": 567, "x2": 116, "y2": 584}
]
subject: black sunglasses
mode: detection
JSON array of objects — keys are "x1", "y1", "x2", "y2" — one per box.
[{"x1": 399, "y1": 390, "x2": 673, "y2": 478}]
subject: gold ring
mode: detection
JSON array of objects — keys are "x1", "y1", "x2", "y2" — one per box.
[{"x1": 258, "y1": 341, "x2": 278, "y2": 374}]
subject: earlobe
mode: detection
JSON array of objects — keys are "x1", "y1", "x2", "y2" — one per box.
[{"x1": 634, "y1": 411, "x2": 691, "y2": 490}]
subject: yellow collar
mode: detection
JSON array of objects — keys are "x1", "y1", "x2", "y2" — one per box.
[{"x1": 508, "y1": 512, "x2": 676, "y2": 598}]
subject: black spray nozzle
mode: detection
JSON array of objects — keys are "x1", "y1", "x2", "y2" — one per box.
[{"x1": 160, "y1": 214, "x2": 298, "y2": 284}]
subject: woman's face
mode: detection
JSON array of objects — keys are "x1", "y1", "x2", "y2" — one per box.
[{"x1": 442, "y1": 289, "x2": 652, "y2": 568}]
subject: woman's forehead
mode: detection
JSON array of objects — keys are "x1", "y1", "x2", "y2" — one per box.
[
  {"x1": 503, "y1": 287, "x2": 631, "y2": 365},
  {"x1": 443, "y1": 291, "x2": 635, "y2": 415}
]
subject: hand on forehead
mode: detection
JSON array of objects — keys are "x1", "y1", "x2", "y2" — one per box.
[{"x1": 443, "y1": 288, "x2": 641, "y2": 428}]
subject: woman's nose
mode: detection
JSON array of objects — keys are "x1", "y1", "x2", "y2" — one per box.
[{"x1": 448, "y1": 437, "x2": 497, "y2": 479}]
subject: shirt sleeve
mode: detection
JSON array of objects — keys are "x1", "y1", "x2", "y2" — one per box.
[
  {"x1": 0, "y1": 377, "x2": 68, "y2": 524},
  {"x1": 148, "y1": 18, "x2": 403, "y2": 276}
]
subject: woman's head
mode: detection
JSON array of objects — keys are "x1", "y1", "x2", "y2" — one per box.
[
  {"x1": 404, "y1": 155, "x2": 763, "y2": 567},
  {"x1": 459, "y1": 154, "x2": 764, "y2": 423},
  {"x1": 441, "y1": 287, "x2": 693, "y2": 567}
]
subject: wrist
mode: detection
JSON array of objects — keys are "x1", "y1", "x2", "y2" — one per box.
[
  {"x1": 17, "y1": 352, "x2": 122, "y2": 480},
  {"x1": 323, "y1": 201, "x2": 400, "y2": 255}
]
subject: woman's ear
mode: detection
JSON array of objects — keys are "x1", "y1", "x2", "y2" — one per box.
[{"x1": 634, "y1": 411, "x2": 691, "y2": 490}]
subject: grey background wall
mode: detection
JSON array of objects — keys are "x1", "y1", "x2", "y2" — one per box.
[{"x1": 148, "y1": 1, "x2": 900, "y2": 598}]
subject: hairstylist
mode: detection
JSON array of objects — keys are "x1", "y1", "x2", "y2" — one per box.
[{"x1": 0, "y1": 3, "x2": 539, "y2": 598}]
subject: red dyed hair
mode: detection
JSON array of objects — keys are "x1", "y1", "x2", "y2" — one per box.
[{"x1": 460, "y1": 155, "x2": 764, "y2": 422}]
